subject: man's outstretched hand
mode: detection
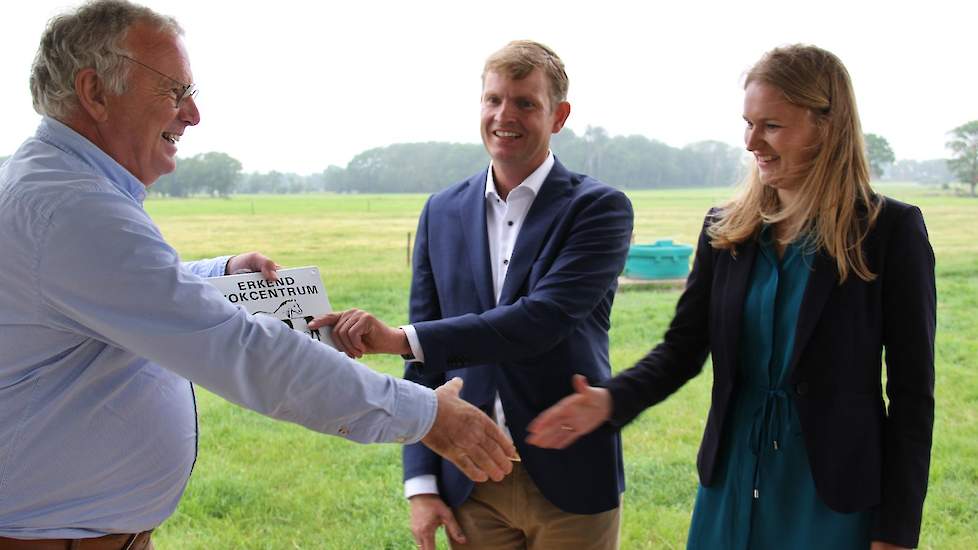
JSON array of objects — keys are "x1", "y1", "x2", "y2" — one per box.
[
  {"x1": 422, "y1": 378, "x2": 516, "y2": 483},
  {"x1": 308, "y1": 309, "x2": 409, "y2": 358}
]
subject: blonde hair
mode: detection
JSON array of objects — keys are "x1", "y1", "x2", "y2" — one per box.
[
  {"x1": 708, "y1": 44, "x2": 880, "y2": 282},
  {"x1": 482, "y1": 40, "x2": 568, "y2": 112}
]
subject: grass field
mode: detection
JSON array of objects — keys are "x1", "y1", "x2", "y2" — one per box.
[{"x1": 144, "y1": 185, "x2": 978, "y2": 549}]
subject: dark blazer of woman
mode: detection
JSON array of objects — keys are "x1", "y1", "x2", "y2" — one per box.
[{"x1": 604, "y1": 196, "x2": 935, "y2": 547}]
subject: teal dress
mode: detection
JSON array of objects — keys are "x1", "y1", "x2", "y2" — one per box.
[{"x1": 686, "y1": 230, "x2": 872, "y2": 549}]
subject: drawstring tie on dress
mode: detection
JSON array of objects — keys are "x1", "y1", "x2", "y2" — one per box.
[{"x1": 748, "y1": 388, "x2": 792, "y2": 499}]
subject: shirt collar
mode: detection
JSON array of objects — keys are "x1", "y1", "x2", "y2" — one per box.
[
  {"x1": 35, "y1": 116, "x2": 148, "y2": 203},
  {"x1": 485, "y1": 151, "x2": 555, "y2": 201},
  {"x1": 757, "y1": 224, "x2": 815, "y2": 266}
]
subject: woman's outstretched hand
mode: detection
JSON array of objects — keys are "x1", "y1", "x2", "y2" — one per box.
[{"x1": 526, "y1": 374, "x2": 613, "y2": 449}]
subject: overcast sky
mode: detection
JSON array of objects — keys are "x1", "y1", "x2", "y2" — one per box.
[{"x1": 2, "y1": 0, "x2": 975, "y2": 174}]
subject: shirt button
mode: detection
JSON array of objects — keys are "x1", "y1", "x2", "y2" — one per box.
[
  {"x1": 507, "y1": 221, "x2": 514, "y2": 226},
  {"x1": 338, "y1": 426, "x2": 350, "y2": 436},
  {"x1": 503, "y1": 259, "x2": 509, "y2": 265},
  {"x1": 395, "y1": 436, "x2": 407, "y2": 443}
]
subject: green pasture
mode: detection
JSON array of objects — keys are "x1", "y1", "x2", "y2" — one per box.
[{"x1": 145, "y1": 185, "x2": 977, "y2": 549}]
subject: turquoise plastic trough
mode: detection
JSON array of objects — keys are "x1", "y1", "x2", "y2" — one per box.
[{"x1": 623, "y1": 239, "x2": 693, "y2": 280}]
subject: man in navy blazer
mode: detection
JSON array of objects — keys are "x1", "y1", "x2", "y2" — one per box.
[{"x1": 317, "y1": 41, "x2": 632, "y2": 549}]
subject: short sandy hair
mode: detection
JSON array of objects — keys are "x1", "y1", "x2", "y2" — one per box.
[
  {"x1": 482, "y1": 40, "x2": 569, "y2": 111},
  {"x1": 30, "y1": 0, "x2": 182, "y2": 119}
]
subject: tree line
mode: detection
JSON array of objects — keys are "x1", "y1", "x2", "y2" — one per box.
[
  {"x1": 152, "y1": 125, "x2": 749, "y2": 197},
  {"x1": 3, "y1": 122, "x2": 976, "y2": 196}
]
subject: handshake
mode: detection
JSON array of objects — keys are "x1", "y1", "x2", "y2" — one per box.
[
  {"x1": 309, "y1": 310, "x2": 519, "y2": 484},
  {"x1": 418, "y1": 377, "x2": 517, "y2": 483},
  {"x1": 309, "y1": 309, "x2": 609, "y2": 483}
]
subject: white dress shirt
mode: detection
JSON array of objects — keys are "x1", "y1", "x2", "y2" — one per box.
[{"x1": 404, "y1": 152, "x2": 555, "y2": 498}]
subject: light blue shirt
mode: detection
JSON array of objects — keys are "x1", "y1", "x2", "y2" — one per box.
[{"x1": 0, "y1": 118, "x2": 436, "y2": 539}]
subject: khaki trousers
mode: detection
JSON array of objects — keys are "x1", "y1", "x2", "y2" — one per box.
[{"x1": 450, "y1": 461, "x2": 621, "y2": 550}]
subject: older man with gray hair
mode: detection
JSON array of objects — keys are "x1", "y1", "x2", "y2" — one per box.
[{"x1": 0, "y1": 1, "x2": 513, "y2": 548}]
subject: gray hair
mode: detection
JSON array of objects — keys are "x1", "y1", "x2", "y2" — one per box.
[{"x1": 30, "y1": 0, "x2": 183, "y2": 119}]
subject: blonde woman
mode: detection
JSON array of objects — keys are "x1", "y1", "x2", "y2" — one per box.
[{"x1": 528, "y1": 45, "x2": 935, "y2": 550}]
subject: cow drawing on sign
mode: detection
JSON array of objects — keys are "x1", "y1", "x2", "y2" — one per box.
[{"x1": 252, "y1": 299, "x2": 323, "y2": 341}]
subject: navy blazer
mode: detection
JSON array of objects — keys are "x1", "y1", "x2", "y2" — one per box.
[
  {"x1": 402, "y1": 159, "x2": 633, "y2": 515},
  {"x1": 604, "y1": 197, "x2": 935, "y2": 547}
]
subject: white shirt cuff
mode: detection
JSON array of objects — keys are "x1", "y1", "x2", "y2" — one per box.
[
  {"x1": 400, "y1": 324, "x2": 425, "y2": 362},
  {"x1": 404, "y1": 475, "x2": 439, "y2": 499}
]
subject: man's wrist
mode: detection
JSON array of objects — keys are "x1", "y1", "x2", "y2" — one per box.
[
  {"x1": 396, "y1": 328, "x2": 412, "y2": 355},
  {"x1": 404, "y1": 474, "x2": 439, "y2": 498},
  {"x1": 400, "y1": 325, "x2": 425, "y2": 362}
]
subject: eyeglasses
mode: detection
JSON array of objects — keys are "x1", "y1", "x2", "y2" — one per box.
[{"x1": 119, "y1": 54, "x2": 198, "y2": 108}]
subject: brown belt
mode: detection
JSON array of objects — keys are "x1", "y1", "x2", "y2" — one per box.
[{"x1": 0, "y1": 530, "x2": 152, "y2": 550}]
